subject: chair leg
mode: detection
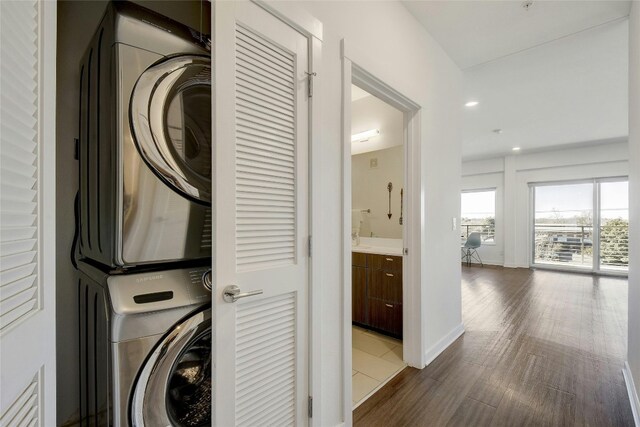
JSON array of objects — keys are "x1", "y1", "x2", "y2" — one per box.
[{"x1": 470, "y1": 249, "x2": 484, "y2": 267}]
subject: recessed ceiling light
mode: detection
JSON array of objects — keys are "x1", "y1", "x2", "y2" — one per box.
[
  {"x1": 512, "y1": 147, "x2": 521, "y2": 151},
  {"x1": 465, "y1": 101, "x2": 479, "y2": 107},
  {"x1": 493, "y1": 129, "x2": 503, "y2": 134},
  {"x1": 351, "y1": 129, "x2": 380, "y2": 142}
]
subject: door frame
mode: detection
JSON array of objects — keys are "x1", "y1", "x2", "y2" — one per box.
[
  {"x1": 225, "y1": 1, "x2": 325, "y2": 425},
  {"x1": 341, "y1": 40, "x2": 423, "y2": 422}
]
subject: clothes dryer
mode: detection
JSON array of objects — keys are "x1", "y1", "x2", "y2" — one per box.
[{"x1": 78, "y1": 1, "x2": 212, "y2": 268}]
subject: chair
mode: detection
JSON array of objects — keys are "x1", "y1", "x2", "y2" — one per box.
[{"x1": 461, "y1": 232, "x2": 483, "y2": 267}]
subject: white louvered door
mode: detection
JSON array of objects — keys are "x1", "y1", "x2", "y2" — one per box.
[
  {"x1": 212, "y1": 2, "x2": 310, "y2": 426},
  {"x1": 0, "y1": 1, "x2": 56, "y2": 426}
]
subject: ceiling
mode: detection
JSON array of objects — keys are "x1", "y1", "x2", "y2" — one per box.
[
  {"x1": 402, "y1": 1, "x2": 631, "y2": 70},
  {"x1": 351, "y1": 85, "x2": 404, "y2": 156},
  {"x1": 402, "y1": 1, "x2": 630, "y2": 160}
]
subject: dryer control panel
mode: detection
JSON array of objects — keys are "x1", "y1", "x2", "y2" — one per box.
[{"x1": 107, "y1": 266, "x2": 211, "y2": 315}]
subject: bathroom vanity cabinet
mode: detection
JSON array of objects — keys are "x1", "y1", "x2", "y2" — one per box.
[{"x1": 352, "y1": 252, "x2": 403, "y2": 338}]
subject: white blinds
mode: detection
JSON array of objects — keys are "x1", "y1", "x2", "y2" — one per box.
[{"x1": 0, "y1": 0, "x2": 40, "y2": 332}]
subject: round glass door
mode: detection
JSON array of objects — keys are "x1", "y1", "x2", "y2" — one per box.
[
  {"x1": 131, "y1": 308, "x2": 211, "y2": 426},
  {"x1": 130, "y1": 55, "x2": 211, "y2": 204}
]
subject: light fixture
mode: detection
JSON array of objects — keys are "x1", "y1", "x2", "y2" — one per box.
[
  {"x1": 512, "y1": 147, "x2": 521, "y2": 151},
  {"x1": 351, "y1": 129, "x2": 380, "y2": 142},
  {"x1": 493, "y1": 129, "x2": 503, "y2": 134},
  {"x1": 465, "y1": 101, "x2": 479, "y2": 107}
]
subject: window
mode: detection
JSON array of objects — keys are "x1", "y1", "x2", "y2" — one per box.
[
  {"x1": 532, "y1": 179, "x2": 628, "y2": 272},
  {"x1": 461, "y1": 189, "x2": 496, "y2": 244}
]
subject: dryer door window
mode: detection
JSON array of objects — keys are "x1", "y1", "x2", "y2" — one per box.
[
  {"x1": 130, "y1": 55, "x2": 212, "y2": 204},
  {"x1": 131, "y1": 308, "x2": 212, "y2": 426}
]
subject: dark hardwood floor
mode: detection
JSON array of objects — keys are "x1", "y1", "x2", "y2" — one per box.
[{"x1": 354, "y1": 266, "x2": 634, "y2": 426}]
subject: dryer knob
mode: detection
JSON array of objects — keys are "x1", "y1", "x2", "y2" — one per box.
[{"x1": 202, "y1": 270, "x2": 212, "y2": 291}]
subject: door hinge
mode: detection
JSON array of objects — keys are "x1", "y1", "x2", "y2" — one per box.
[
  {"x1": 308, "y1": 235, "x2": 312, "y2": 258},
  {"x1": 306, "y1": 71, "x2": 316, "y2": 98},
  {"x1": 308, "y1": 396, "x2": 313, "y2": 418}
]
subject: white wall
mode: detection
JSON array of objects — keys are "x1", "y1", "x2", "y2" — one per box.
[
  {"x1": 462, "y1": 141, "x2": 629, "y2": 267},
  {"x1": 352, "y1": 146, "x2": 404, "y2": 238},
  {"x1": 56, "y1": 2, "x2": 210, "y2": 424},
  {"x1": 627, "y1": 0, "x2": 640, "y2": 418},
  {"x1": 281, "y1": 2, "x2": 463, "y2": 425}
]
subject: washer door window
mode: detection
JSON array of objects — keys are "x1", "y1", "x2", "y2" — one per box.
[
  {"x1": 131, "y1": 309, "x2": 211, "y2": 426},
  {"x1": 130, "y1": 55, "x2": 212, "y2": 204}
]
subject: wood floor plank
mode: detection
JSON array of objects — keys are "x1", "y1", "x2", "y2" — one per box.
[{"x1": 353, "y1": 266, "x2": 634, "y2": 427}]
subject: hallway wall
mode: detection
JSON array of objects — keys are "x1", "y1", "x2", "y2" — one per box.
[{"x1": 627, "y1": 0, "x2": 640, "y2": 420}]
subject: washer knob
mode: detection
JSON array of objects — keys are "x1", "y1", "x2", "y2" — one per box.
[{"x1": 202, "y1": 269, "x2": 212, "y2": 291}]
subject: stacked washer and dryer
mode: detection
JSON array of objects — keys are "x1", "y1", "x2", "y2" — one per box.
[{"x1": 75, "y1": 2, "x2": 212, "y2": 426}]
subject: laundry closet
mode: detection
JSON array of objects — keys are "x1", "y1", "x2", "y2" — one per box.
[{"x1": 57, "y1": 2, "x2": 212, "y2": 425}]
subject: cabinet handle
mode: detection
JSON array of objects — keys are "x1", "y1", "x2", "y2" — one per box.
[
  {"x1": 385, "y1": 273, "x2": 394, "y2": 277},
  {"x1": 385, "y1": 258, "x2": 393, "y2": 261},
  {"x1": 385, "y1": 304, "x2": 393, "y2": 308}
]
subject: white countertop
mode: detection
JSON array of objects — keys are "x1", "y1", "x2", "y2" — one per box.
[{"x1": 352, "y1": 237, "x2": 403, "y2": 256}]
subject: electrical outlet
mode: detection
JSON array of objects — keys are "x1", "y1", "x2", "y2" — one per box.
[{"x1": 452, "y1": 217, "x2": 457, "y2": 231}]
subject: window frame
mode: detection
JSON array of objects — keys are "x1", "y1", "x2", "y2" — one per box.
[{"x1": 460, "y1": 187, "x2": 497, "y2": 246}]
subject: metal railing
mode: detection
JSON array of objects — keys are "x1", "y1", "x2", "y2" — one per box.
[
  {"x1": 461, "y1": 224, "x2": 495, "y2": 243},
  {"x1": 599, "y1": 222, "x2": 629, "y2": 268},
  {"x1": 533, "y1": 223, "x2": 628, "y2": 269},
  {"x1": 534, "y1": 224, "x2": 593, "y2": 266}
]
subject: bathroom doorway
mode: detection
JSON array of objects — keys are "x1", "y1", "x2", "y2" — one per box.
[
  {"x1": 350, "y1": 83, "x2": 407, "y2": 407},
  {"x1": 341, "y1": 62, "x2": 422, "y2": 413}
]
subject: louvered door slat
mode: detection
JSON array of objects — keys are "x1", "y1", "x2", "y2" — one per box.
[
  {"x1": 0, "y1": 375, "x2": 39, "y2": 427},
  {"x1": 0, "y1": 0, "x2": 40, "y2": 334},
  {"x1": 235, "y1": 293, "x2": 296, "y2": 426}
]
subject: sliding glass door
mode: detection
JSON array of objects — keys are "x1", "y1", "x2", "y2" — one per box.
[{"x1": 532, "y1": 178, "x2": 628, "y2": 274}]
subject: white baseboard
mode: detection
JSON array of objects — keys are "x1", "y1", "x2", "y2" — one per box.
[
  {"x1": 424, "y1": 323, "x2": 465, "y2": 366},
  {"x1": 624, "y1": 361, "x2": 640, "y2": 426}
]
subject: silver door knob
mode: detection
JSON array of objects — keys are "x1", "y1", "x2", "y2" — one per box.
[{"x1": 222, "y1": 285, "x2": 263, "y2": 303}]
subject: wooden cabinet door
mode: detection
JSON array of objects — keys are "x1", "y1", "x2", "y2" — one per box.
[
  {"x1": 352, "y1": 266, "x2": 368, "y2": 325},
  {"x1": 369, "y1": 270, "x2": 402, "y2": 303},
  {"x1": 369, "y1": 254, "x2": 402, "y2": 272},
  {"x1": 369, "y1": 299, "x2": 403, "y2": 338}
]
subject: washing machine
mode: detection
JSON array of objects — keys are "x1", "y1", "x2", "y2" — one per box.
[
  {"x1": 78, "y1": 1, "x2": 212, "y2": 269},
  {"x1": 78, "y1": 261, "x2": 212, "y2": 426}
]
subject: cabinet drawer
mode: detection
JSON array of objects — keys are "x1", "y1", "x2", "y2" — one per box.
[
  {"x1": 369, "y1": 254, "x2": 402, "y2": 272},
  {"x1": 352, "y1": 252, "x2": 367, "y2": 267},
  {"x1": 369, "y1": 270, "x2": 402, "y2": 303},
  {"x1": 369, "y1": 299, "x2": 402, "y2": 338}
]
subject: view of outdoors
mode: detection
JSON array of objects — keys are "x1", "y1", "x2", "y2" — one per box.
[
  {"x1": 533, "y1": 180, "x2": 628, "y2": 271},
  {"x1": 461, "y1": 190, "x2": 495, "y2": 242}
]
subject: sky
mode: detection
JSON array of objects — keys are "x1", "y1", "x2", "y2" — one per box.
[
  {"x1": 461, "y1": 181, "x2": 629, "y2": 221},
  {"x1": 461, "y1": 190, "x2": 495, "y2": 219},
  {"x1": 535, "y1": 181, "x2": 628, "y2": 220}
]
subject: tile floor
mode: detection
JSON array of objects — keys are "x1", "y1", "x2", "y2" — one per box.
[{"x1": 352, "y1": 325, "x2": 406, "y2": 408}]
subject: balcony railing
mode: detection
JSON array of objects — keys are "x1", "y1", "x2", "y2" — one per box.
[
  {"x1": 534, "y1": 223, "x2": 628, "y2": 270},
  {"x1": 461, "y1": 224, "x2": 495, "y2": 243}
]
